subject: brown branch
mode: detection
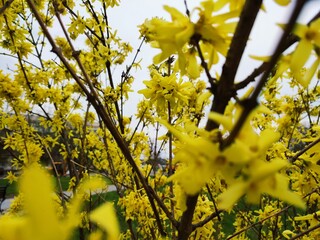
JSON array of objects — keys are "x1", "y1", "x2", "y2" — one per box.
[
  {"x1": 190, "y1": 184, "x2": 223, "y2": 229},
  {"x1": 178, "y1": 2, "x2": 263, "y2": 239},
  {"x1": 235, "y1": 62, "x2": 268, "y2": 90},
  {"x1": 226, "y1": 186, "x2": 320, "y2": 239},
  {"x1": 177, "y1": 194, "x2": 199, "y2": 240},
  {"x1": 0, "y1": 0, "x2": 14, "y2": 15},
  {"x1": 290, "y1": 223, "x2": 320, "y2": 240},
  {"x1": 192, "y1": 209, "x2": 223, "y2": 229},
  {"x1": 206, "y1": 0, "x2": 263, "y2": 131},
  {"x1": 221, "y1": 0, "x2": 307, "y2": 150},
  {"x1": 290, "y1": 137, "x2": 320, "y2": 163},
  {"x1": 26, "y1": 0, "x2": 177, "y2": 235},
  {"x1": 235, "y1": 10, "x2": 320, "y2": 91},
  {"x1": 192, "y1": 36, "x2": 216, "y2": 91}
]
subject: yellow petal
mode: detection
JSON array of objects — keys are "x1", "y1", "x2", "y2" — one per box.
[
  {"x1": 209, "y1": 112, "x2": 233, "y2": 130},
  {"x1": 274, "y1": 0, "x2": 291, "y2": 6},
  {"x1": 90, "y1": 203, "x2": 120, "y2": 240},
  {"x1": 0, "y1": 216, "x2": 26, "y2": 240},
  {"x1": 291, "y1": 40, "x2": 313, "y2": 85},
  {"x1": 293, "y1": 23, "x2": 308, "y2": 39},
  {"x1": 251, "y1": 159, "x2": 288, "y2": 181},
  {"x1": 187, "y1": 53, "x2": 200, "y2": 79},
  {"x1": 249, "y1": 55, "x2": 271, "y2": 62},
  {"x1": 301, "y1": 58, "x2": 320, "y2": 87},
  {"x1": 78, "y1": 175, "x2": 108, "y2": 194},
  {"x1": 266, "y1": 175, "x2": 305, "y2": 209},
  {"x1": 257, "y1": 129, "x2": 281, "y2": 153},
  {"x1": 283, "y1": 230, "x2": 296, "y2": 239},
  {"x1": 163, "y1": 5, "x2": 185, "y2": 21},
  {"x1": 89, "y1": 231, "x2": 104, "y2": 240},
  {"x1": 218, "y1": 181, "x2": 247, "y2": 211},
  {"x1": 21, "y1": 164, "x2": 62, "y2": 240}
]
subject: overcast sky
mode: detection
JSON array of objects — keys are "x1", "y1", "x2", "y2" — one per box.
[{"x1": 106, "y1": 0, "x2": 320, "y2": 116}]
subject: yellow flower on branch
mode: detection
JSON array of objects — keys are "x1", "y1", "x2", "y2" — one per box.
[
  {"x1": 218, "y1": 160, "x2": 305, "y2": 211},
  {"x1": 141, "y1": 6, "x2": 194, "y2": 65},
  {"x1": 160, "y1": 120, "x2": 250, "y2": 195},
  {"x1": 295, "y1": 211, "x2": 320, "y2": 227},
  {"x1": 138, "y1": 69, "x2": 193, "y2": 114},
  {"x1": 291, "y1": 19, "x2": 320, "y2": 87},
  {"x1": 140, "y1": 0, "x2": 239, "y2": 74},
  {"x1": 195, "y1": 1, "x2": 239, "y2": 57},
  {"x1": 0, "y1": 164, "x2": 119, "y2": 240},
  {"x1": 5, "y1": 171, "x2": 17, "y2": 184},
  {"x1": 209, "y1": 104, "x2": 280, "y2": 159}
]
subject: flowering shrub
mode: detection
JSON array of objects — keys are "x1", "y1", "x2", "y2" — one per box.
[{"x1": 0, "y1": 0, "x2": 320, "y2": 239}]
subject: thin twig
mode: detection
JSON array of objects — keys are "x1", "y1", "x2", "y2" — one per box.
[
  {"x1": 290, "y1": 137, "x2": 320, "y2": 163},
  {"x1": 26, "y1": 0, "x2": 177, "y2": 233},
  {"x1": 0, "y1": 0, "x2": 14, "y2": 15},
  {"x1": 235, "y1": 10, "x2": 320, "y2": 93},
  {"x1": 221, "y1": 0, "x2": 307, "y2": 149},
  {"x1": 193, "y1": 38, "x2": 216, "y2": 91},
  {"x1": 289, "y1": 223, "x2": 320, "y2": 240},
  {"x1": 179, "y1": 2, "x2": 264, "y2": 239}
]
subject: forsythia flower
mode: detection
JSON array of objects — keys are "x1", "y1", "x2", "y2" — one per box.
[
  {"x1": 103, "y1": 0, "x2": 120, "y2": 8},
  {"x1": 5, "y1": 171, "x2": 17, "y2": 184},
  {"x1": 295, "y1": 211, "x2": 320, "y2": 227},
  {"x1": 138, "y1": 69, "x2": 193, "y2": 114},
  {"x1": 141, "y1": 6, "x2": 194, "y2": 64},
  {"x1": 0, "y1": 164, "x2": 119, "y2": 240},
  {"x1": 161, "y1": 121, "x2": 250, "y2": 195},
  {"x1": 218, "y1": 161, "x2": 305, "y2": 210},
  {"x1": 210, "y1": 104, "x2": 305, "y2": 210},
  {"x1": 140, "y1": 0, "x2": 239, "y2": 75},
  {"x1": 291, "y1": 18, "x2": 320, "y2": 87}
]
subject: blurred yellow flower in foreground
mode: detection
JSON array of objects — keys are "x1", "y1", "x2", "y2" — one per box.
[
  {"x1": 0, "y1": 164, "x2": 119, "y2": 240},
  {"x1": 218, "y1": 160, "x2": 305, "y2": 211},
  {"x1": 291, "y1": 19, "x2": 320, "y2": 87}
]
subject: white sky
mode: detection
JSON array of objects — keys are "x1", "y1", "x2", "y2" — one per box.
[{"x1": 106, "y1": 0, "x2": 320, "y2": 116}]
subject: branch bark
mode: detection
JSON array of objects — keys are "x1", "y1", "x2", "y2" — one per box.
[
  {"x1": 0, "y1": 0, "x2": 14, "y2": 15},
  {"x1": 26, "y1": 0, "x2": 177, "y2": 235},
  {"x1": 178, "y1": 1, "x2": 263, "y2": 239},
  {"x1": 222, "y1": 0, "x2": 307, "y2": 149}
]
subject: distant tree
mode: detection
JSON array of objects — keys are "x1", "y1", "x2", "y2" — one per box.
[{"x1": 0, "y1": 0, "x2": 320, "y2": 239}]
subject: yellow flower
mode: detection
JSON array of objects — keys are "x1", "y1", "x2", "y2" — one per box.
[
  {"x1": 218, "y1": 160, "x2": 305, "y2": 211},
  {"x1": 89, "y1": 203, "x2": 120, "y2": 240},
  {"x1": 274, "y1": 0, "x2": 291, "y2": 6},
  {"x1": 291, "y1": 19, "x2": 320, "y2": 87},
  {"x1": 161, "y1": 121, "x2": 250, "y2": 195},
  {"x1": 195, "y1": 1, "x2": 239, "y2": 54},
  {"x1": 141, "y1": 6, "x2": 194, "y2": 64},
  {"x1": 138, "y1": 70, "x2": 193, "y2": 114},
  {"x1": 19, "y1": 164, "x2": 63, "y2": 240},
  {"x1": 140, "y1": 0, "x2": 239, "y2": 73},
  {"x1": 5, "y1": 171, "x2": 17, "y2": 184},
  {"x1": 209, "y1": 104, "x2": 280, "y2": 159},
  {"x1": 282, "y1": 230, "x2": 296, "y2": 239},
  {"x1": 295, "y1": 211, "x2": 320, "y2": 227},
  {"x1": 0, "y1": 165, "x2": 117, "y2": 240}
]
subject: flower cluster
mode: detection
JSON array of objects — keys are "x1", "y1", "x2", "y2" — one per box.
[
  {"x1": 140, "y1": 0, "x2": 239, "y2": 78},
  {"x1": 161, "y1": 102, "x2": 305, "y2": 211}
]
